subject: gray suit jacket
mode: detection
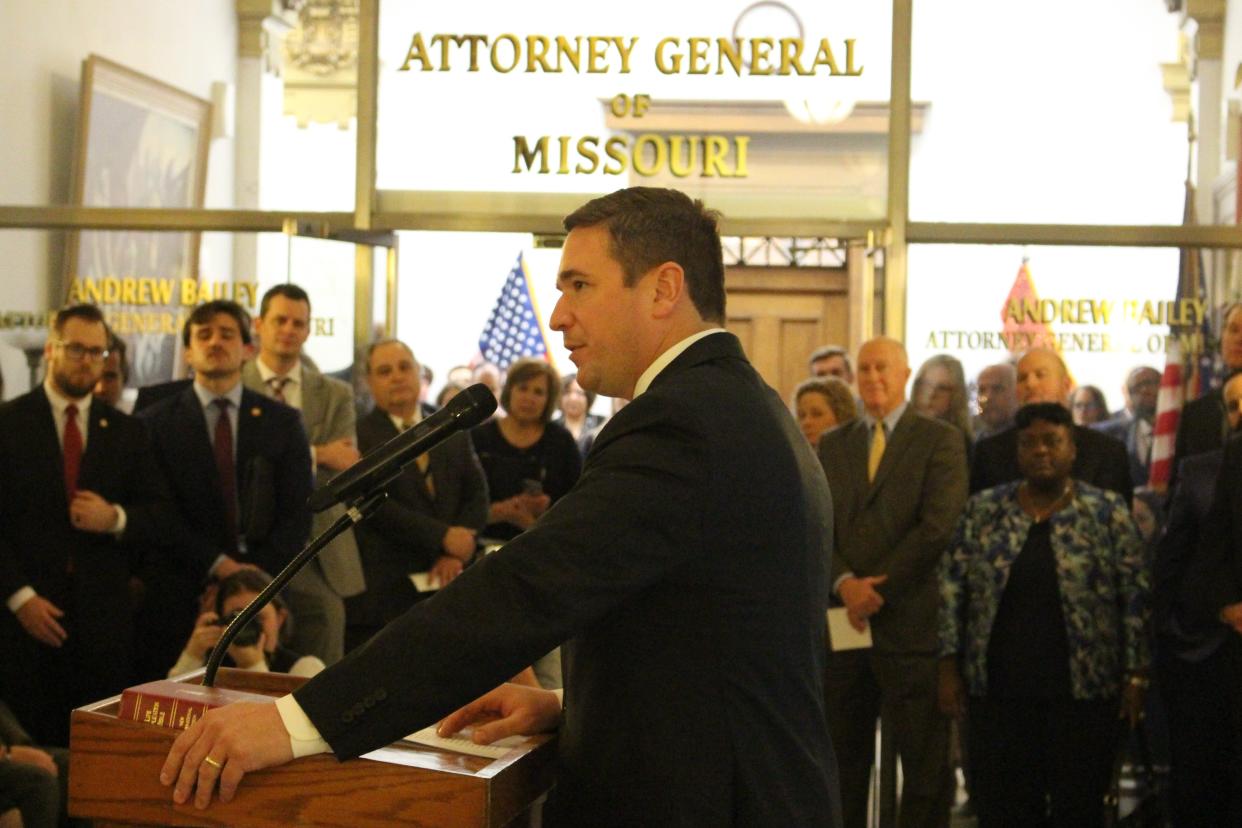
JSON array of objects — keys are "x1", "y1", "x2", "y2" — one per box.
[
  {"x1": 242, "y1": 359, "x2": 365, "y2": 598},
  {"x1": 818, "y1": 407, "x2": 968, "y2": 654}
]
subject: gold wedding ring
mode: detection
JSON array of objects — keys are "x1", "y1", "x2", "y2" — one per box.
[{"x1": 202, "y1": 756, "x2": 224, "y2": 770}]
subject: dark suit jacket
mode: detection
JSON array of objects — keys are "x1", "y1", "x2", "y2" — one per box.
[
  {"x1": 1187, "y1": 436, "x2": 1242, "y2": 627},
  {"x1": 139, "y1": 384, "x2": 313, "y2": 580},
  {"x1": 971, "y1": 422, "x2": 1134, "y2": 500},
  {"x1": 132, "y1": 378, "x2": 193, "y2": 413},
  {"x1": 135, "y1": 384, "x2": 312, "y2": 678},
  {"x1": 242, "y1": 360, "x2": 365, "y2": 599},
  {"x1": 294, "y1": 333, "x2": 841, "y2": 826},
  {"x1": 819, "y1": 408, "x2": 968, "y2": 654},
  {"x1": 348, "y1": 407, "x2": 488, "y2": 624},
  {"x1": 0, "y1": 389, "x2": 168, "y2": 708},
  {"x1": 1155, "y1": 449, "x2": 1228, "y2": 661},
  {"x1": 1095, "y1": 414, "x2": 1150, "y2": 490},
  {"x1": 1172, "y1": 390, "x2": 1228, "y2": 483}
]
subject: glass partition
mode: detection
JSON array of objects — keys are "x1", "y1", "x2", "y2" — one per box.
[
  {"x1": 904, "y1": 242, "x2": 1229, "y2": 407},
  {"x1": 909, "y1": 2, "x2": 1186, "y2": 225}
]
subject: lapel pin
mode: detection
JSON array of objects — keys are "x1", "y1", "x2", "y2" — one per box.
[
  {"x1": 251, "y1": 407, "x2": 262, "y2": 417},
  {"x1": 98, "y1": 418, "x2": 108, "y2": 428}
]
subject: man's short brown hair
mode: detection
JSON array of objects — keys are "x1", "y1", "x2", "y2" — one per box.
[
  {"x1": 53, "y1": 304, "x2": 106, "y2": 336},
  {"x1": 563, "y1": 187, "x2": 726, "y2": 323},
  {"x1": 182, "y1": 300, "x2": 252, "y2": 347}
]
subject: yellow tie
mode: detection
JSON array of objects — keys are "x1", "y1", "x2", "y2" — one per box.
[
  {"x1": 401, "y1": 420, "x2": 436, "y2": 498},
  {"x1": 868, "y1": 422, "x2": 886, "y2": 482}
]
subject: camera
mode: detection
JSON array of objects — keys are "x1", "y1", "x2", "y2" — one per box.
[{"x1": 214, "y1": 611, "x2": 262, "y2": 648}]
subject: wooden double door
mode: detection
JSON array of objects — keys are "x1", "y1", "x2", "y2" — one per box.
[{"x1": 725, "y1": 264, "x2": 854, "y2": 405}]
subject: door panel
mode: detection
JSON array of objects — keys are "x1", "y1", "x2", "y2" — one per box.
[{"x1": 725, "y1": 265, "x2": 850, "y2": 403}]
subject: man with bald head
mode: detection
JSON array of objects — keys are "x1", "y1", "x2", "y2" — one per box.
[
  {"x1": 971, "y1": 362, "x2": 1017, "y2": 441},
  {"x1": 970, "y1": 347, "x2": 1133, "y2": 499},
  {"x1": 818, "y1": 336, "x2": 968, "y2": 828}
]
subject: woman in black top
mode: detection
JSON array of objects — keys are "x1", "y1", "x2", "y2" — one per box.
[
  {"x1": 938, "y1": 403, "x2": 1148, "y2": 828},
  {"x1": 472, "y1": 357, "x2": 581, "y2": 541}
]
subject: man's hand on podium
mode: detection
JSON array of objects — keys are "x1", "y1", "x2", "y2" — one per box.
[
  {"x1": 437, "y1": 682, "x2": 562, "y2": 745},
  {"x1": 160, "y1": 700, "x2": 293, "y2": 809}
]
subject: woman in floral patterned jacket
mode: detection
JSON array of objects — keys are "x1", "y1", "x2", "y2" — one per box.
[{"x1": 938, "y1": 402, "x2": 1149, "y2": 828}]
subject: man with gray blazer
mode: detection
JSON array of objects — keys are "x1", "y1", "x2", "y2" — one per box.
[
  {"x1": 818, "y1": 336, "x2": 968, "y2": 828},
  {"x1": 242, "y1": 284, "x2": 365, "y2": 665}
]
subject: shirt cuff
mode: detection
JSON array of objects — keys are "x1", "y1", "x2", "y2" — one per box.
[
  {"x1": 6, "y1": 587, "x2": 36, "y2": 614},
  {"x1": 275, "y1": 694, "x2": 332, "y2": 759},
  {"x1": 310, "y1": 446, "x2": 317, "y2": 468},
  {"x1": 832, "y1": 572, "x2": 855, "y2": 596},
  {"x1": 110, "y1": 504, "x2": 127, "y2": 535}
]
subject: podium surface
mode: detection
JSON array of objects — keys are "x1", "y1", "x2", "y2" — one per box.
[{"x1": 69, "y1": 669, "x2": 556, "y2": 827}]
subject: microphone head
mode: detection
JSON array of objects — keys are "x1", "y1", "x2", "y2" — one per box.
[{"x1": 450, "y1": 383, "x2": 499, "y2": 427}]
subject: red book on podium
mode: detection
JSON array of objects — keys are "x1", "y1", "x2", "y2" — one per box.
[{"x1": 70, "y1": 669, "x2": 555, "y2": 827}]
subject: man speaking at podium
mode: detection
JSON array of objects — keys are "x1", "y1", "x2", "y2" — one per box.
[{"x1": 161, "y1": 187, "x2": 842, "y2": 826}]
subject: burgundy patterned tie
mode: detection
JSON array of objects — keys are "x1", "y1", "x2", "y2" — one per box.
[
  {"x1": 213, "y1": 399, "x2": 238, "y2": 547},
  {"x1": 63, "y1": 404, "x2": 83, "y2": 501}
]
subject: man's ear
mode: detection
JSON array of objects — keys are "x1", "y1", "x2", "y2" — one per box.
[{"x1": 650, "y1": 262, "x2": 686, "y2": 320}]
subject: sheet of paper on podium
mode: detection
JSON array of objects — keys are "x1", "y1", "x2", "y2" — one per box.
[
  {"x1": 827, "y1": 607, "x2": 873, "y2": 651},
  {"x1": 410, "y1": 572, "x2": 439, "y2": 592},
  {"x1": 404, "y1": 724, "x2": 529, "y2": 759}
]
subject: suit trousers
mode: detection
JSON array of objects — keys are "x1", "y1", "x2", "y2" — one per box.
[
  {"x1": 284, "y1": 565, "x2": 346, "y2": 666},
  {"x1": 824, "y1": 649, "x2": 952, "y2": 828},
  {"x1": 967, "y1": 694, "x2": 1117, "y2": 828},
  {"x1": 1157, "y1": 644, "x2": 1232, "y2": 827}
]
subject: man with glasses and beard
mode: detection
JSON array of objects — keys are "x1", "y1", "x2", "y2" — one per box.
[{"x1": 0, "y1": 304, "x2": 169, "y2": 745}]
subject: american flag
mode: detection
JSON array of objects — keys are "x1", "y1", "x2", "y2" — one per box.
[
  {"x1": 478, "y1": 254, "x2": 551, "y2": 371},
  {"x1": 1148, "y1": 181, "x2": 1214, "y2": 490}
]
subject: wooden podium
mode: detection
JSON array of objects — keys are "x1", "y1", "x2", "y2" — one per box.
[{"x1": 69, "y1": 669, "x2": 556, "y2": 827}]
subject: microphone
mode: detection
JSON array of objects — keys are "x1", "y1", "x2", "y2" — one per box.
[{"x1": 308, "y1": 383, "x2": 497, "y2": 513}]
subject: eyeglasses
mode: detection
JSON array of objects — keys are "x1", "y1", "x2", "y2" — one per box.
[{"x1": 54, "y1": 340, "x2": 110, "y2": 363}]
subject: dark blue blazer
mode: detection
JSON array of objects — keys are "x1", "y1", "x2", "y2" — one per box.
[
  {"x1": 294, "y1": 333, "x2": 842, "y2": 826},
  {"x1": 138, "y1": 383, "x2": 312, "y2": 579},
  {"x1": 1155, "y1": 448, "x2": 1228, "y2": 660}
]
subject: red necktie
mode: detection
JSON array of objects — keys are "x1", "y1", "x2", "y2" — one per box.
[
  {"x1": 63, "y1": 403, "x2": 83, "y2": 501},
  {"x1": 213, "y1": 399, "x2": 238, "y2": 548}
]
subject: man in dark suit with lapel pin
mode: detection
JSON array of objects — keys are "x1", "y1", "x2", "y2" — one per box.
[
  {"x1": 818, "y1": 336, "x2": 968, "y2": 828},
  {"x1": 342, "y1": 339, "x2": 488, "y2": 652},
  {"x1": 242, "y1": 284, "x2": 365, "y2": 666},
  {"x1": 135, "y1": 300, "x2": 312, "y2": 682},
  {"x1": 0, "y1": 304, "x2": 169, "y2": 745},
  {"x1": 971, "y1": 347, "x2": 1133, "y2": 500},
  {"x1": 160, "y1": 187, "x2": 842, "y2": 826}
]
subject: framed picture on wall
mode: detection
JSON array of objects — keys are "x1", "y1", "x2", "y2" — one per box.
[{"x1": 66, "y1": 53, "x2": 212, "y2": 386}]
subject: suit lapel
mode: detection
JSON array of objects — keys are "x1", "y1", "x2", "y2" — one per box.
[
  {"x1": 865, "y1": 409, "x2": 916, "y2": 505},
  {"x1": 300, "y1": 370, "x2": 326, "y2": 442},
  {"x1": 178, "y1": 387, "x2": 224, "y2": 500},
  {"x1": 835, "y1": 421, "x2": 869, "y2": 524},
  {"x1": 236, "y1": 390, "x2": 264, "y2": 490},
  {"x1": 1071, "y1": 425, "x2": 1100, "y2": 482},
  {"x1": 77, "y1": 399, "x2": 112, "y2": 491},
  {"x1": 29, "y1": 390, "x2": 68, "y2": 509}
]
